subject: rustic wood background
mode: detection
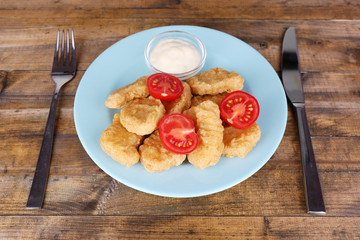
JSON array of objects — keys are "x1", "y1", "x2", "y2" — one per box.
[{"x1": 0, "y1": 0, "x2": 360, "y2": 239}]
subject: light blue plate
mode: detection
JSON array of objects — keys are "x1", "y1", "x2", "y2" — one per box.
[{"x1": 74, "y1": 25, "x2": 287, "y2": 198}]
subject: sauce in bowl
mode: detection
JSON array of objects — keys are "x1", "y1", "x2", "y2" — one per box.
[
  {"x1": 145, "y1": 30, "x2": 206, "y2": 80},
  {"x1": 150, "y1": 38, "x2": 201, "y2": 74}
]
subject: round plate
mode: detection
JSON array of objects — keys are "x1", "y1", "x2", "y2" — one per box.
[{"x1": 74, "y1": 25, "x2": 287, "y2": 198}]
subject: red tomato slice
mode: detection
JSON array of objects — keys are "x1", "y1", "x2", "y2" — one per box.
[
  {"x1": 219, "y1": 91, "x2": 260, "y2": 129},
  {"x1": 147, "y1": 73, "x2": 183, "y2": 101},
  {"x1": 159, "y1": 113, "x2": 198, "y2": 154}
]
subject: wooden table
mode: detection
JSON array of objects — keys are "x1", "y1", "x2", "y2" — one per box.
[{"x1": 1, "y1": 1, "x2": 359, "y2": 239}]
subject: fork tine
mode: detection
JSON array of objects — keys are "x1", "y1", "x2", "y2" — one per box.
[
  {"x1": 71, "y1": 28, "x2": 76, "y2": 69},
  {"x1": 60, "y1": 30, "x2": 65, "y2": 66},
  {"x1": 52, "y1": 30, "x2": 60, "y2": 68},
  {"x1": 66, "y1": 29, "x2": 70, "y2": 66}
]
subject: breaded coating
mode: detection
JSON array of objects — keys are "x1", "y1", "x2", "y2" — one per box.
[
  {"x1": 139, "y1": 131, "x2": 186, "y2": 172},
  {"x1": 120, "y1": 97, "x2": 165, "y2": 135},
  {"x1": 184, "y1": 100, "x2": 224, "y2": 169},
  {"x1": 100, "y1": 113, "x2": 144, "y2": 167},
  {"x1": 161, "y1": 81, "x2": 192, "y2": 115},
  {"x1": 191, "y1": 92, "x2": 228, "y2": 107},
  {"x1": 105, "y1": 76, "x2": 149, "y2": 109},
  {"x1": 222, "y1": 122, "x2": 261, "y2": 158},
  {"x1": 186, "y1": 68, "x2": 244, "y2": 95}
]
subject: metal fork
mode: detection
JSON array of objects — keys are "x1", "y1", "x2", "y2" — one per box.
[{"x1": 27, "y1": 29, "x2": 76, "y2": 209}]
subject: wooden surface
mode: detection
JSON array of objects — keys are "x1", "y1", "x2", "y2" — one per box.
[{"x1": 1, "y1": 0, "x2": 360, "y2": 239}]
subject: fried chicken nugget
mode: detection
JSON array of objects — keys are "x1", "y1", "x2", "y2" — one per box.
[
  {"x1": 222, "y1": 123, "x2": 261, "y2": 158},
  {"x1": 105, "y1": 76, "x2": 149, "y2": 109},
  {"x1": 161, "y1": 81, "x2": 192, "y2": 115},
  {"x1": 191, "y1": 92, "x2": 228, "y2": 107},
  {"x1": 139, "y1": 131, "x2": 186, "y2": 172},
  {"x1": 184, "y1": 100, "x2": 224, "y2": 169},
  {"x1": 186, "y1": 68, "x2": 244, "y2": 95},
  {"x1": 120, "y1": 97, "x2": 165, "y2": 135},
  {"x1": 100, "y1": 113, "x2": 144, "y2": 167}
]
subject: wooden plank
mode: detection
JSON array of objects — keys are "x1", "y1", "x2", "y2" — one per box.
[
  {"x1": 302, "y1": 72, "x2": 360, "y2": 104},
  {"x1": 274, "y1": 136, "x2": 360, "y2": 164},
  {"x1": 0, "y1": 71, "x2": 7, "y2": 93},
  {"x1": 0, "y1": 70, "x2": 83, "y2": 96},
  {"x1": 0, "y1": 1, "x2": 359, "y2": 239},
  {"x1": 0, "y1": 20, "x2": 360, "y2": 72},
  {"x1": 2, "y1": 71, "x2": 359, "y2": 98},
  {"x1": 1, "y1": 135, "x2": 359, "y2": 175},
  {"x1": 1, "y1": 71, "x2": 359, "y2": 137},
  {"x1": 0, "y1": 215, "x2": 358, "y2": 239},
  {"x1": 0, "y1": 136, "x2": 96, "y2": 175},
  {"x1": 0, "y1": 216, "x2": 266, "y2": 239},
  {"x1": 0, "y1": 104, "x2": 76, "y2": 137},
  {"x1": 267, "y1": 217, "x2": 360, "y2": 239},
  {"x1": 0, "y1": 0, "x2": 359, "y2": 20},
  {"x1": 1, "y1": 97, "x2": 358, "y2": 137},
  {"x1": 1, "y1": 155, "x2": 360, "y2": 216}
]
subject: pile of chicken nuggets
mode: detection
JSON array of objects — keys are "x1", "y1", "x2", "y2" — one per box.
[{"x1": 100, "y1": 67, "x2": 261, "y2": 172}]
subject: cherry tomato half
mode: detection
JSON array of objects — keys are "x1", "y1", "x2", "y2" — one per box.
[
  {"x1": 219, "y1": 91, "x2": 260, "y2": 129},
  {"x1": 147, "y1": 73, "x2": 184, "y2": 101},
  {"x1": 159, "y1": 113, "x2": 198, "y2": 154}
]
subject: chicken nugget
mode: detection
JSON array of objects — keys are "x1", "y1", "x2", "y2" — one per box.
[
  {"x1": 222, "y1": 122, "x2": 261, "y2": 158},
  {"x1": 120, "y1": 97, "x2": 165, "y2": 135},
  {"x1": 161, "y1": 81, "x2": 192, "y2": 115},
  {"x1": 186, "y1": 68, "x2": 244, "y2": 95},
  {"x1": 105, "y1": 76, "x2": 149, "y2": 109},
  {"x1": 100, "y1": 113, "x2": 144, "y2": 167},
  {"x1": 184, "y1": 100, "x2": 224, "y2": 169},
  {"x1": 191, "y1": 92, "x2": 228, "y2": 107},
  {"x1": 139, "y1": 131, "x2": 186, "y2": 172}
]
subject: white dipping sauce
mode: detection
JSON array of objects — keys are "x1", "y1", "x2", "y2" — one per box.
[{"x1": 150, "y1": 39, "x2": 201, "y2": 74}]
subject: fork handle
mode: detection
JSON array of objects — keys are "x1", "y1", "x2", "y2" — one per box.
[
  {"x1": 27, "y1": 86, "x2": 60, "y2": 209},
  {"x1": 294, "y1": 103, "x2": 326, "y2": 215}
]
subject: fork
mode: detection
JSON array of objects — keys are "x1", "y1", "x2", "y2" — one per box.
[{"x1": 26, "y1": 29, "x2": 76, "y2": 209}]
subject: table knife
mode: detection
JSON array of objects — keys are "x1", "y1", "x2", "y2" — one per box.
[{"x1": 281, "y1": 27, "x2": 326, "y2": 215}]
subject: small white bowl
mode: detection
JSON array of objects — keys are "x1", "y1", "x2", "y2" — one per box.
[{"x1": 144, "y1": 30, "x2": 206, "y2": 80}]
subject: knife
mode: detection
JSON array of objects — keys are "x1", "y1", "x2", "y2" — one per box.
[{"x1": 281, "y1": 27, "x2": 326, "y2": 215}]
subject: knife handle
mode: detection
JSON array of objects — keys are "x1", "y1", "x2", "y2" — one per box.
[{"x1": 294, "y1": 104, "x2": 326, "y2": 215}]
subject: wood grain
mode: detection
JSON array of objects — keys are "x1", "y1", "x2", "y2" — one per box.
[
  {"x1": 0, "y1": 216, "x2": 267, "y2": 239},
  {"x1": 0, "y1": 216, "x2": 359, "y2": 239},
  {"x1": 0, "y1": 0, "x2": 360, "y2": 239},
  {"x1": 1, "y1": 157, "x2": 360, "y2": 216},
  {"x1": 1, "y1": 20, "x2": 360, "y2": 72},
  {"x1": 0, "y1": 0, "x2": 359, "y2": 20},
  {"x1": 267, "y1": 217, "x2": 360, "y2": 239},
  {"x1": 1, "y1": 71, "x2": 358, "y2": 138},
  {"x1": 0, "y1": 71, "x2": 7, "y2": 93}
]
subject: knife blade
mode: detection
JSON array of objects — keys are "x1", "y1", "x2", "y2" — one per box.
[{"x1": 281, "y1": 27, "x2": 326, "y2": 215}]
